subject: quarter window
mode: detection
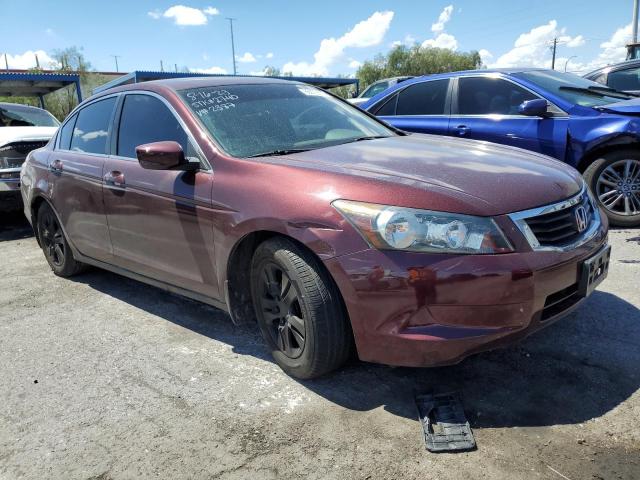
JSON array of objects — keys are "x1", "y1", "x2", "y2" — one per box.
[
  {"x1": 70, "y1": 97, "x2": 117, "y2": 154},
  {"x1": 58, "y1": 114, "x2": 77, "y2": 150},
  {"x1": 457, "y1": 77, "x2": 537, "y2": 115},
  {"x1": 374, "y1": 95, "x2": 398, "y2": 116},
  {"x1": 395, "y1": 80, "x2": 449, "y2": 115},
  {"x1": 117, "y1": 94, "x2": 192, "y2": 159}
]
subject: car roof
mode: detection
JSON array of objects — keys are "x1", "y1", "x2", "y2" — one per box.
[
  {"x1": 0, "y1": 102, "x2": 47, "y2": 111},
  {"x1": 92, "y1": 75, "x2": 304, "y2": 98},
  {"x1": 584, "y1": 59, "x2": 640, "y2": 78}
]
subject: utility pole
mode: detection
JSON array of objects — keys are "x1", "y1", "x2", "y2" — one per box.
[
  {"x1": 550, "y1": 37, "x2": 558, "y2": 70},
  {"x1": 35, "y1": 53, "x2": 40, "y2": 69},
  {"x1": 175, "y1": 63, "x2": 178, "y2": 73},
  {"x1": 160, "y1": 59, "x2": 164, "y2": 72},
  {"x1": 634, "y1": 0, "x2": 639, "y2": 43},
  {"x1": 111, "y1": 55, "x2": 121, "y2": 72},
  {"x1": 4, "y1": 54, "x2": 8, "y2": 70},
  {"x1": 227, "y1": 17, "x2": 237, "y2": 75}
]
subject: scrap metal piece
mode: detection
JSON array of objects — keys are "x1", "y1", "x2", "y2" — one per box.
[{"x1": 416, "y1": 392, "x2": 476, "y2": 452}]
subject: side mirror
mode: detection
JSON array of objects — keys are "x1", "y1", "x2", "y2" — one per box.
[
  {"x1": 518, "y1": 98, "x2": 549, "y2": 117},
  {"x1": 350, "y1": 91, "x2": 359, "y2": 99},
  {"x1": 136, "y1": 141, "x2": 196, "y2": 170}
]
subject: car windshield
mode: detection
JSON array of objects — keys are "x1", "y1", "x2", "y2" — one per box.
[
  {"x1": 514, "y1": 70, "x2": 635, "y2": 107},
  {"x1": 0, "y1": 104, "x2": 59, "y2": 127},
  {"x1": 179, "y1": 83, "x2": 394, "y2": 157}
]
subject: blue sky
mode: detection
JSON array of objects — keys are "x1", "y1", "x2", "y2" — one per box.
[{"x1": 0, "y1": 0, "x2": 636, "y2": 76}]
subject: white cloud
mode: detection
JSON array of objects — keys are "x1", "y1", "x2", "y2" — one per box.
[
  {"x1": 431, "y1": 5, "x2": 453, "y2": 33},
  {"x1": 237, "y1": 52, "x2": 257, "y2": 63},
  {"x1": 488, "y1": 20, "x2": 583, "y2": 68},
  {"x1": 0, "y1": 50, "x2": 57, "y2": 69},
  {"x1": 479, "y1": 48, "x2": 493, "y2": 65},
  {"x1": 422, "y1": 33, "x2": 458, "y2": 50},
  {"x1": 591, "y1": 23, "x2": 632, "y2": 68},
  {"x1": 348, "y1": 59, "x2": 362, "y2": 69},
  {"x1": 282, "y1": 11, "x2": 394, "y2": 76},
  {"x1": 150, "y1": 5, "x2": 220, "y2": 26},
  {"x1": 192, "y1": 65, "x2": 227, "y2": 74},
  {"x1": 45, "y1": 28, "x2": 55, "y2": 36},
  {"x1": 203, "y1": 6, "x2": 219, "y2": 15},
  {"x1": 421, "y1": 6, "x2": 457, "y2": 51},
  {"x1": 266, "y1": 52, "x2": 274, "y2": 59},
  {"x1": 391, "y1": 34, "x2": 416, "y2": 48}
]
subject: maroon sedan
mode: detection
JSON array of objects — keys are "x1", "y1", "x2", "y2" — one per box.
[{"x1": 21, "y1": 77, "x2": 610, "y2": 379}]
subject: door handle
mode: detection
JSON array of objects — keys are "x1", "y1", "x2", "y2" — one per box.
[
  {"x1": 454, "y1": 125, "x2": 469, "y2": 136},
  {"x1": 49, "y1": 159, "x2": 63, "y2": 173},
  {"x1": 104, "y1": 170, "x2": 125, "y2": 187}
]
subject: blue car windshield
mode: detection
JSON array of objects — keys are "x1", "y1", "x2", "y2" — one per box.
[{"x1": 514, "y1": 70, "x2": 634, "y2": 107}]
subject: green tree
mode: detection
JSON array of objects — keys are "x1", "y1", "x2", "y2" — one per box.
[{"x1": 357, "y1": 44, "x2": 482, "y2": 90}]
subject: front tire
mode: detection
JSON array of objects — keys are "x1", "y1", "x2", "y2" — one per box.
[
  {"x1": 250, "y1": 237, "x2": 352, "y2": 379},
  {"x1": 36, "y1": 202, "x2": 85, "y2": 277},
  {"x1": 584, "y1": 150, "x2": 640, "y2": 227}
]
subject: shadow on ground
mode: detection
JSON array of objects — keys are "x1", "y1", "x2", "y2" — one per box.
[
  {"x1": 0, "y1": 212, "x2": 33, "y2": 242},
  {"x1": 73, "y1": 267, "x2": 640, "y2": 430}
]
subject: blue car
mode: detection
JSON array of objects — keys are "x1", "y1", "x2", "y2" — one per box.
[{"x1": 362, "y1": 69, "x2": 640, "y2": 226}]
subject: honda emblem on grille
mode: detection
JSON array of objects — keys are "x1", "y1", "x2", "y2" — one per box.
[{"x1": 574, "y1": 205, "x2": 588, "y2": 232}]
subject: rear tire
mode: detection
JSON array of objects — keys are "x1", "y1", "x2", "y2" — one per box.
[
  {"x1": 36, "y1": 202, "x2": 85, "y2": 277},
  {"x1": 250, "y1": 237, "x2": 352, "y2": 379},
  {"x1": 583, "y1": 150, "x2": 640, "y2": 227}
]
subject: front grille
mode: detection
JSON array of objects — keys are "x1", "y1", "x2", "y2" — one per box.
[
  {"x1": 541, "y1": 283, "x2": 580, "y2": 321},
  {"x1": 0, "y1": 140, "x2": 48, "y2": 169},
  {"x1": 524, "y1": 193, "x2": 594, "y2": 248}
]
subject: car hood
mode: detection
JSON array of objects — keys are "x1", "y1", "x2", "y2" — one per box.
[
  {"x1": 0, "y1": 126, "x2": 57, "y2": 147},
  {"x1": 285, "y1": 134, "x2": 583, "y2": 215},
  {"x1": 597, "y1": 97, "x2": 640, "y2": 115}
]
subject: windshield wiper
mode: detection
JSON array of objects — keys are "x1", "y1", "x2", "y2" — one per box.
[
  {"x1": 247, "y1": 148, "x2": 313, "y2": 158},
  {"x1": 587, "y1": 85, "x2": 639, "y2": 98},
  {"x1": 344, "y1": 135, "x2": 390, "y2": 143},
  {"x1": 559, "y1": 85, "x2": 632, "y2": 99}
]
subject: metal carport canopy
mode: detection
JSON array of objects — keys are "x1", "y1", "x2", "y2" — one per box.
[
  {"x1": 0, "y1": 71, "x2": 82, "y2": 108},
  {"x1": 93, "y1": 70, "x2": 359, "y2": 95}
]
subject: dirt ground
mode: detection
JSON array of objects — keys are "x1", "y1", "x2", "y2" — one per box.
[{"x1": 1, "y1": 212, "x2": 639, "y2": 480}]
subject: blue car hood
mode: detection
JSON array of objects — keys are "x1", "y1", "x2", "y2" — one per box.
[{"x1": 598, "y1": 98, "x2": 640, "y2": 115}]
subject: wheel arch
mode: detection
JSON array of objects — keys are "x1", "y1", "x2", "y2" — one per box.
[
  {"x1": 224, "y1": 230, "x2": 352, "y2": 336},
  {"x1": 577, "y1": 135, "x2": 640, "y2": 172}
]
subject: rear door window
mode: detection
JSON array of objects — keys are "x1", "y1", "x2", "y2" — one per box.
[
  {"x1": 395, "y1": 80, "x2": 449, "y2": 115},
  {"x1": 70, "y1": 97, "x2": 117, "y2": 154},
  {"x1": 456, "y1": 77, "x2": 537, "y2": 115}
]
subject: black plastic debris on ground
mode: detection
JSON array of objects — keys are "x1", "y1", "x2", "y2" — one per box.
[{"x1": 416, "y1": 392, "x2": 476, "y2": 453}]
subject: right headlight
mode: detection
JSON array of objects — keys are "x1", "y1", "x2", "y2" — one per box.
[{"x1": 332, "y1": 199, "x2": 513, "y2": 254}]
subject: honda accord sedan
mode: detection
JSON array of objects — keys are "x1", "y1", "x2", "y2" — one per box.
[{"x1": 21, "y1": 77, "x2": 610, "y2": 379}]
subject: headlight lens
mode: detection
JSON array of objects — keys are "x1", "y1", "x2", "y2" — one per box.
[{"x1": 333, "y1": 200, "x2": 513, "y2": 254}]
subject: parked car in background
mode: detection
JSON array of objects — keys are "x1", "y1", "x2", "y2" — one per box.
[
  {"x1": 348, "y1": 76, "x2": 413, "y2": 106},
  {"x1": 362, "y1": 69, "x2": 640, "y2": 226},
  {"x1": 584, "y1": 59, "x2": 640, "y2": 95},
  {"x1": 22, "y1": 77, "x2": 609, "y2": 379},
  {"x1": 1, "y1": 102, "x2": 59, "y2": 212}
]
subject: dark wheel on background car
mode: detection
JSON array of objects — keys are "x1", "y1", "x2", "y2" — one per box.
[
  {"x1": 250, "y1": 237, "x2": 352, "y2": 379},
  {"x1": 36, "y1": 202, "x2": 85, "y2": 277},
  {"x1": 584, "y1": 150, "x2": 640, "y2": 227}
]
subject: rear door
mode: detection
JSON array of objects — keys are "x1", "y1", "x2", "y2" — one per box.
[
  {"x1": 49, "y1": 96, "x2": 117, "y2": 262},
  {"x1": 102, "y1": 92, "x2": 219, "y2": 297},
  {"x1": 373, "y1": 79, "x2": 451, "y2": 136},
  {"x1": 449, "y1": 75, "x2": 568, "y2": 159}
]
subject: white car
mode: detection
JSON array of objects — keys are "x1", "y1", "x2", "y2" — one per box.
[
  {"x1": 0, "y1": 103, "x2": 59, "y2": 212},
  {"x1": 347, "y1": 76, "x2": 414, "y2": 106}
]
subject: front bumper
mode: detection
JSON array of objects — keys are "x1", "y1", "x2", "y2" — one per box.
[
  {"x1": 0, "y1": 170, "x2": 23, "y2": 212},
  {"x1": 324, "y1": 219, "x2": 608, "y2": 368}
]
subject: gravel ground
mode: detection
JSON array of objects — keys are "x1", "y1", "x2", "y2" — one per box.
[{"x1": 1, "y1": 212, "x2": 639, "y2": 480}]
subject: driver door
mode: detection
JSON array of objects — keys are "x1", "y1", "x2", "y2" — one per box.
[
  {"x1": 449, "y1": 76, "x2": 568, "y2": 160},
  {"x1": 103, "y1": 93, "x2": 219, "y2": 297}
]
